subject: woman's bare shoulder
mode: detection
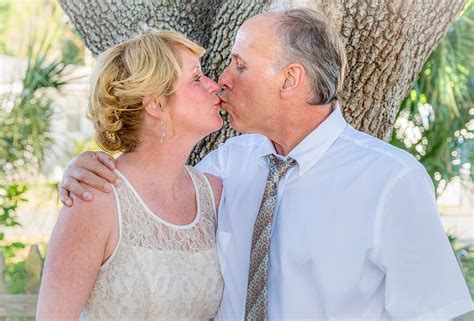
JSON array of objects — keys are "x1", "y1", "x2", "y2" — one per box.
[{"x1": 56, "y1": 188, "x2": 117, "y2": 239}]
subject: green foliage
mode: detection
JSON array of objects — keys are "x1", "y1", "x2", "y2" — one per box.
[
  {"x1": 0, "y1": 31, "x2": 68, "y2": 178},
  {"x1": 0, "y1": 183, "x2": 27, "y2": 228},
  {"x1": 4, "y1": 260, "x2": 28, "y2": 294},
  {"x1": 461, "y1": 255, "x2": 474, "y2": 299},
  {"x1": 0, "y1": 29, "x2": 74, "y2": 257},
  {"x1": 2, "y1": 242, "x2": 26, "y2": 259},
  {"x1": 450, "y1": 236, "x2": 474, "y2": 299},
  {"x1": 0, "y1": 0, "x2": 85, "y2": 60},
  {"x1": 0, "y1": 182, "x2": 28, "y2": 260},
  {"x1": 0, "y1": 1, "x2": 10, "y2": 54},
  {"x1": 392, "y1": 1, "x2": 474, "y2": 194},
  {"x1": 61, "y1": 38, "x2": 82, "y2": 65}
]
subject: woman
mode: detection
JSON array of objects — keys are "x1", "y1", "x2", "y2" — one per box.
[{"x1": 37, "y1": 30, "x2": 224, "y2": 320}]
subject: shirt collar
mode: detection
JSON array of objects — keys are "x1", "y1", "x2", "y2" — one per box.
[
  {"x1": 257, "y1": 105, "x2": 347, "y2": 176},
  {"x1": 257, "y1": 136, "x2": 278, "y2": 167}
]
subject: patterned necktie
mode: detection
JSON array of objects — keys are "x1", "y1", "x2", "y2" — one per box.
[{"x1": 245, "y1": 154, "x2": 297, "y2": 320}]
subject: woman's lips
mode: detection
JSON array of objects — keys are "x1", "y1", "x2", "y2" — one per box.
[
  {"x1": 212, "y1": 97, "x2": 224, "y2": 109},
  {"x1": 211, "y1": 100, "x2": 223, "y2": 112}
]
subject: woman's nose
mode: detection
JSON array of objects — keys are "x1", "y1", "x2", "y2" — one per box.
[{"x1": 203, "y1": 76, "x2": 221, "y2": 94}]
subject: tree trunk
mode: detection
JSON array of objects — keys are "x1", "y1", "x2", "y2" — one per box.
[{"x1": 59, "y1": 0, "x2": 467, "y2": 164}]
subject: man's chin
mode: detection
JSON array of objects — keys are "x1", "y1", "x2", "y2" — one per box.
[
  {"x1": 224, "y1": 108, "x2": 248, "y2": 133},
  {"x1": 228, "y1": 117, "x2": 250, "y2": 134},
  {"x1": 227, "y1": 115, "x2": 240, "y2": 132}
]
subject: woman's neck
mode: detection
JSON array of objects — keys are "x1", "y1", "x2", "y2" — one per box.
[{"x1": 115, "y1": 134, "x2": 195, "y2": 192}]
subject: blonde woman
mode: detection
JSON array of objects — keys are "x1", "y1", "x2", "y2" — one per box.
[{"x1": 36, "y1": 30, "x2": 224, "y2": 320}]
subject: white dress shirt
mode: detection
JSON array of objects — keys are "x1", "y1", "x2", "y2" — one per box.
[{"x1": 196, "y1": 106, "x2": 473, "y2": 320}]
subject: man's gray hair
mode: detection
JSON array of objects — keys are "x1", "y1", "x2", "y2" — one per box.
[{"x1": 275, "y1": 8, "x2": 347, "y2": 105}]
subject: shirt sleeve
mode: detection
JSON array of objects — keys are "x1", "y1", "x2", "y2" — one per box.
[
  {"x1": 374, "y1": 166, "x2": 473, "y2": 320},
  {"x1": 195, "y1": 142, "x2": 230, "y2": 180}
]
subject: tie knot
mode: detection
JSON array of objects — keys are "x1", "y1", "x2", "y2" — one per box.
[{"x1": 267, "y1": 154, "x2": 297, "y2": 178}]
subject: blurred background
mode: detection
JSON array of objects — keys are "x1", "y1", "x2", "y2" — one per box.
[{"x1": 0, "y1": 0, "x2": 473, "y2": 319}]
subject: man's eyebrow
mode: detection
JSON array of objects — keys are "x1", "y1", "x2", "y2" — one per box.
[{"x1": 231, "y1": 53, "x2": 247, "y2": 64}]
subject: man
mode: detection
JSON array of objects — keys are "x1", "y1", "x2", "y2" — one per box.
[{"x1": 60, "y1": 8, "x2": 472, "y2": 320}]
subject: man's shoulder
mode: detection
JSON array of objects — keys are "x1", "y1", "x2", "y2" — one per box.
[
  {"x1": 222, "y1": 133, "x2": 268, "y2": 147},
  {"x1": 197, "y1": 134, "x2": 269, "y2": 175},
  {"x1": 339, "y1": 126, "x2": 423, "y2": 172},
  {"x1": 216, "y1": 133, "x2": 269, "y2": 156}
]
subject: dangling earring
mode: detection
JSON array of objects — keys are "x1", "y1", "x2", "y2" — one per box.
[{"x1": 160, "y1": 120, "x2": 166, "y2": 144}]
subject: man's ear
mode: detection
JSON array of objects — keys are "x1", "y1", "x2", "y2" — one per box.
[{"x1": 281, "y1": 63, "x2": 305, "y2": 98}]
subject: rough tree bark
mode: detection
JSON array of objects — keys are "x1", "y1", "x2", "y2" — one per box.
[{"x1": 59, "y1": 0, "x2": 467, "y2": 164}]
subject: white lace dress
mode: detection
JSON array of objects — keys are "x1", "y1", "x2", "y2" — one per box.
[{"x1": 79, "y1": 166, "x2": 224, "y2": 321}]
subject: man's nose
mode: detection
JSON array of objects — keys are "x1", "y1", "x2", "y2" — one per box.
[{"x1": 218, "y1": 67, "x2": 232, "y2": 90}]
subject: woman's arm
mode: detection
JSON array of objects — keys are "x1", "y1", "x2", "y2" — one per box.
[{"x1": 36, "y1": 190, "x2": 117, "y2": 320}]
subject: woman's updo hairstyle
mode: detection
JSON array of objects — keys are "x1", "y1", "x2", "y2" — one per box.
[{"x1": 89, "y1": 29, "x2": 205, "y2": 152}]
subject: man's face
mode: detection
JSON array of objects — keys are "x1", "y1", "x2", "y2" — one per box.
[{"x1": 218, "y1": 15, "x2": 284, "y2": 134}]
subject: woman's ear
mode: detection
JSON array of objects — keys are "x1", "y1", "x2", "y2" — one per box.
[{"x1": 143, "y1": 96, "x2": 164, "y2": 118}]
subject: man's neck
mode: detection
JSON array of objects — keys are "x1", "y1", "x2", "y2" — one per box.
[{"x1": 270, "y1": 103, "x2": 334, "y2": 156}]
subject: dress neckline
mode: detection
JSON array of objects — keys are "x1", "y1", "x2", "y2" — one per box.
[{"x1": 113, "y1": 165, "x2": 201, "y2": 230}]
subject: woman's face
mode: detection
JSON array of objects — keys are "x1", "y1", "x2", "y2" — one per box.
[{"x1": 166, "y1": 49, "x2": 223, "y2": 140}]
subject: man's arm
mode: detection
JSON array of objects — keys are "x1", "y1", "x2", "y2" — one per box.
[
  {"x1": 60, "y1": 140, "x2": 232, "y2": 207},
  {"x1": 59, "y1": 151, "x2": 121, "y2": 206},
  {"x1": 195, "y1": 142, "x2": 230, "y2": 179},
  {"x1": 373, "y1": 166, "x2": 473, "y2": 320}
]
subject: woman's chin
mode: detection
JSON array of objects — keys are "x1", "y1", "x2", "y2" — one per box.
[
  {"x1": 199, "y1": 118, "x2": 224, "y2": 137},
  {"x1": 209, "y1": 120, "x2": 224, "y2": 134},
  {"x1": 211, "y1": 114, "x2": 224, "y2": 130}
]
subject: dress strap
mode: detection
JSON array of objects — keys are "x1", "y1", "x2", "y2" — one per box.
[{"x1": 186, "y1": 166, "x2": 217, "y2": 223}]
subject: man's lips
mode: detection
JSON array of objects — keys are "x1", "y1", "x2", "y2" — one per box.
[
  {"x1": 220, "y1": 102, "x2": 230, "y2": 113},
  {"x1": 219, "y1": 97, "x2": 227, "y2": 104},
  {"x1": 212, "y1": 97, "x2": 222, "y2": 106},
  {"x1": 211, "y1": 99, "x2": 223, "y2": 110},
  {"x1": 216, "y1": 88, "x2": 228, "y2": 104}
]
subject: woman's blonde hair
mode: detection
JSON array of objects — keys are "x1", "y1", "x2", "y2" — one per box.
[{"x1": 89, "y1": 29, "x2": 205, "y2": 153}]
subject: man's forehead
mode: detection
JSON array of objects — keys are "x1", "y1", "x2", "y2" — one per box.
[
  {"x1": 245, "y1": 12, "x2": 282, "y2": 26},
  {"x1": 231, "y1": 18, "x2": 280, "y2": 59},
  {"x1": 234, "y1": 26, "x2": 252, "y2": 47}
]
